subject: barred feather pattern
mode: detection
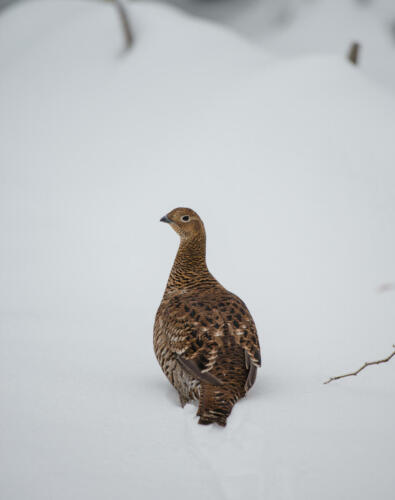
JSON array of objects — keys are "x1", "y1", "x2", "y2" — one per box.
[{"x1": 154, "y1": 208, "x2": 261, "y2": 426}]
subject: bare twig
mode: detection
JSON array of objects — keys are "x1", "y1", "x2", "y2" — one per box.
[
  {"x1": 324, "y1": 345, "x2": 395, "y2": 384},
  {"x1": 112, "y1": 0, "x2": 133, "y2": 51},
  {"x1": 347, "y1": 42, "x2": 361, "y2": 65}
]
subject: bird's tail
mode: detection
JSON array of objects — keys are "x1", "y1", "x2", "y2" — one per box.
[
  {"x1": 197, "y1": 383, "x2": 241, "y2": 427},
  {"x1": 196, "y1": 346, "x2": 251, "y2": 426}
]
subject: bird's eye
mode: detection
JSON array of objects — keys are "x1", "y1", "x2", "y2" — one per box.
[{"x1": 181, "y1": 215, "x2": 190, "y2": 222}]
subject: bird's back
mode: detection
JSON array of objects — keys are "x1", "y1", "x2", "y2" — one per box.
[{"x1": 154, "y1": 284, "x2": 260, "y2": 425}]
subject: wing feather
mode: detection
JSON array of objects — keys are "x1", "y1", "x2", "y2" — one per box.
[{"x1": 162, "y1": 291, "x2": 261, "y2": 383}]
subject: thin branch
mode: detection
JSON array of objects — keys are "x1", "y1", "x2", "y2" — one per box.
[
  {"x1": 347, "y1": 41, "x2": 361, "y2": 65},
  {"x1": 112, "y1": 0, "x2": 133, "y2": 51},
  {"x1": 324, "y1": 345, "x2": 395, "y2": 384}
]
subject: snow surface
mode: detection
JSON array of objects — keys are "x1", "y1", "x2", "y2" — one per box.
[
  {"x1": 159, "y1": 0, "x2": 395, "y2": 88},
  {"x1": 1, "y1": 2, "x2": 395, "y2": 499}
]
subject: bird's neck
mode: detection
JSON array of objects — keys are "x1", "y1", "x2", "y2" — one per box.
[{"x1": 165, "y1": 233, "x2": 216, "y2": 295}]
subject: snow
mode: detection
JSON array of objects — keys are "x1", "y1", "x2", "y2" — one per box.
[
  {"x1": 261, "y1": 0, "x2": 395, "y2": 89},
  {"x1": 159, "y1": 0, "x2": 395, "y2": 88},
  {"x1": 1, "y1": 1, "x2": 395, "y2": 499}
]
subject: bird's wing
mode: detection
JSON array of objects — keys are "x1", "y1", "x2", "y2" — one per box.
[
  {"x1": 176, "y1": 356, "x2": 223, "y2": 386},
  {"x1": 224, "y1": 293, "x2": 261, "y2": 369},
  {"x1": 162, "y1": 292, "x2": 261, "y2": 383},
  {"x1": 162, "y1": 295, "x2": 224, "y2": 376},
  {"x1": 218, "y1": 292, "x2": 261, "y2": 391}
]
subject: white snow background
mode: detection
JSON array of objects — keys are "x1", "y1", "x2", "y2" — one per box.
[
  {"x1": 0, "y1": 1, "x2": 394, "y2": 499},
  {"x1": 160, "y1": 0, "x2": 395, "y2": 88}
]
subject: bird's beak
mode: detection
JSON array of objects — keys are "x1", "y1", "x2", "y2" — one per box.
[{"x1": 160, "y1": 215, "x2": 172, "y2": 223}]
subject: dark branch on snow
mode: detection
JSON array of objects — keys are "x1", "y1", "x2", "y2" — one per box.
[
  {"x1": 112, "y1": 0, "x2": 133, "y2": 51},
  {"x1": 347, "y1": 41, "x2": 361, "y2": 65},
  {"x1": 324, "y1": 345, "x2": 395, "y2": 384}
]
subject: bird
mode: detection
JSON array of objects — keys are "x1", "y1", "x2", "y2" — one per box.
[{"x1": 154, "y1": 207, "x2": 261, "y2": 426}]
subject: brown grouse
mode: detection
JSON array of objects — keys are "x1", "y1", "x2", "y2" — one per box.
[{"x1": 154, "y1": 208, "x2": 261, "y2": 426}]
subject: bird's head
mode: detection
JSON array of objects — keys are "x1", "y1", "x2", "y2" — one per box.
[{"x1": 160, "y1": 207, "x2": 205, "y2": 240}]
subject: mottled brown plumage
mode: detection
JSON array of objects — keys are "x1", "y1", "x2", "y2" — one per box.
[{"x1": 154, "y1": 208, "x2": 261, "y2": 426}]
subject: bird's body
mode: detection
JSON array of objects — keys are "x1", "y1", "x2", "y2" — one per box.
[{"x1": 154, "y1": 208, "x2": 261, "y2": 426}]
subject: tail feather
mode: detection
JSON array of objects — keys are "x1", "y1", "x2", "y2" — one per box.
[
  {"x1": 197, "y1": 383, "x2": 239, "y2": 427},
  {"x1": 196, "y1": 346, "x2": 251, "y2": 426}
]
